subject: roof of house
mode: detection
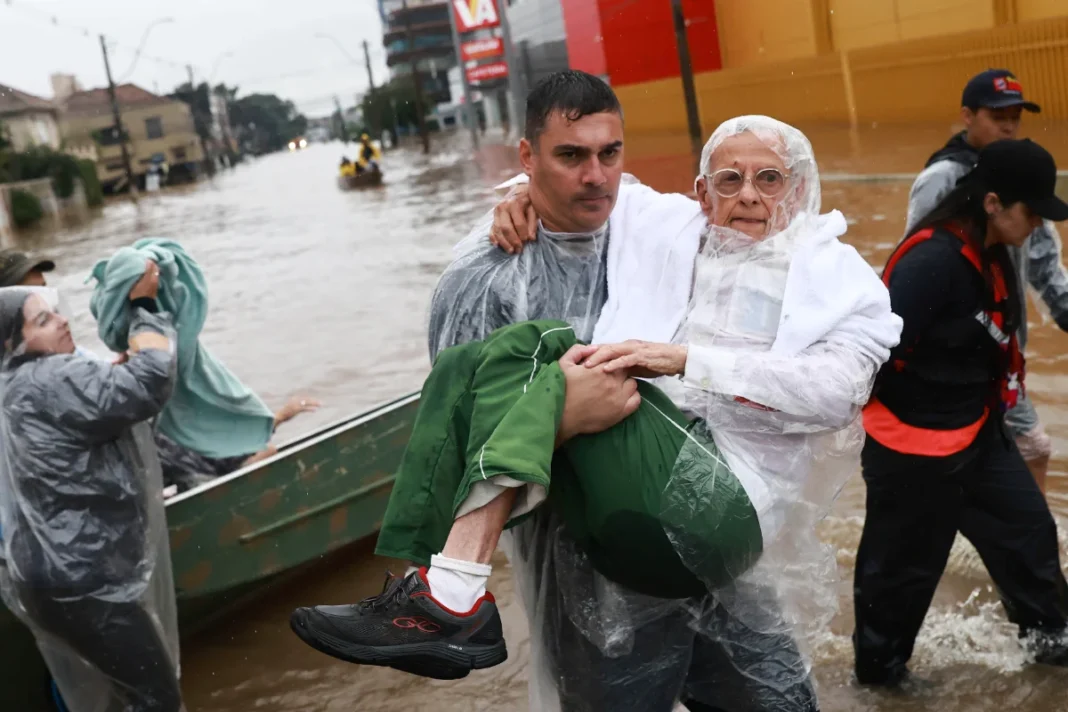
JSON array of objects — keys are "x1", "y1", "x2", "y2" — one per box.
[
  {"x1": 0, "y1": 84, "x2": 56, "y2": 116},
  {"x1": 61, "y1": 83, "x2": 173, "y2": 116}
]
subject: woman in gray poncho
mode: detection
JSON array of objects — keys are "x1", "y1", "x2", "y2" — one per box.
[{"x1": 0, "y1": 262, "x2": 184, "y2": 712}]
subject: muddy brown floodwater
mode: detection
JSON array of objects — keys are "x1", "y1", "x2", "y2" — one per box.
[{"x1": 13, "y1": 123, "x2": 1068, "y2": 711}]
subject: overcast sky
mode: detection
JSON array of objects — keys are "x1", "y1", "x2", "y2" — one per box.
[{"x1": 0, "y1": 0, "x2": 391, "y2": 117}]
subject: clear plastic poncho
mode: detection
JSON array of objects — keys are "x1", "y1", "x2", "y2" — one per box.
[
  {"x1": 0, "y1": 287, "x2": 184, "y2": 712},
  {"x1": 468, "y1": 118, "x2": 889, "y2": 711},
  {"x1": 428, "y1": 202, "x2": 611, "y2": 360},
  {"x1": 668, "y1": 115, "x2": 880, "y2": 648}
]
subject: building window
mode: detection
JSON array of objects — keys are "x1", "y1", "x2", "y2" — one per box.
[
  {"x1": 171, "y1": 147, "x2": 187, "y2": 161},
  {"x1": 145, "y1": 117, "x2": 164, "y2": 140}
]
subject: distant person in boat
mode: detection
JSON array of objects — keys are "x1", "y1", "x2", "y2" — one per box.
[
  {"x1": 89, "y1": 239, "x2": 320, "y2": 494},
  {"x1": 292, "y1": 74, "x2": 898, "y2": 711},
  {"x1": 905, "y1": 69, "x2": 1068, "y2": 495},
  {"x1": 0, "y1": 266, "x2": 184, "y2": 712},
  {"x1": 339, "y1": 157, "x2": 357, "y2": 177},
  {"x1": 357, "y1": 133, "x2": 381, "y2": 172}
]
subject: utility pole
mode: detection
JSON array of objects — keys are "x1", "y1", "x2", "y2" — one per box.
[
  {"x1": 186, "y1": 64, "x2": 216, "y2": 177},
  {"x1": 363, "y1": 38, "x2": 392, "y2": 147},
  {"x1": 334, "y1": 96, "x2": 350, "y2": 143},
  {"x1": 362, "y1": 40, "x2": 377, "y2": 92},
  {"x1": 99, "y1": 35, "x2": 137, "y2": 196},
  {"x1": 401, "y1": 0, "x2": 430, "y2": 154},
  {"x1": 446, "y1": 0, "x2": 479, "y2": 149},
  {"x1": 670, "y1": 0, "x2": 703, "y2": 175}
]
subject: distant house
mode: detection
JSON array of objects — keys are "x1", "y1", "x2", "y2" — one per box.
[
  {"x1": 0, "y1": 84, "x2": 61, "y2": 151},
  {"x1": 56, "y1": 80, "x2": 204, "y2": 190}
]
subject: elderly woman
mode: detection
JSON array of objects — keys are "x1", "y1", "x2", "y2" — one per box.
[
  {"x1": 293, "y1": 116, "x2": 901, "y2": 703},
  {"x1": 0, "y1": 263, "x2": 184, "y2": 711}
]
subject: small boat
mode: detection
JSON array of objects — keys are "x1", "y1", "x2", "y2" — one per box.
[
  {"x1": 338, "y1": 165, "x2": 384, "y2": 190},
  {"x1": 0, "y1": 391, "x2": 421, "y2": 711}
]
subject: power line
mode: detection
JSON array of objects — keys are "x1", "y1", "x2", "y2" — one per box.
[{"x1": 1, "y1": 0, "x2": 203, "y2": 75}]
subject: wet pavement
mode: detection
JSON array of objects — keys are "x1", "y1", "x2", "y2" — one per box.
[{"x1": 11, "y1": 124, "x2": 1068, "y2": 711}]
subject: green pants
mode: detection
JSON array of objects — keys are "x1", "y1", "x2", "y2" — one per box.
[{"x1": 375, "y1": 320, "x2": 763, "y2": 598}]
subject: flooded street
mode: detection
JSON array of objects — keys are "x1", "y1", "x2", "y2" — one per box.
[{"x1": 17, "y1": 127, "x2": 1068, "y2": 711}]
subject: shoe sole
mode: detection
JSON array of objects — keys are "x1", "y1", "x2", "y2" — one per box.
[{"x1": 289, "y1": 612, "x2": 508, "y2": 681}]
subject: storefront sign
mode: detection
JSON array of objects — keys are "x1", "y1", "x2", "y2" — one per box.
[
  {"x1": 453, "y1": 0, "x2": 500, "y2": 32},
  {"x1": 461, "y1": 37, "x2": 503, "y2": 61},
  {"x1": 466, "y1": 61, "x2": 509, "y2": 83}
]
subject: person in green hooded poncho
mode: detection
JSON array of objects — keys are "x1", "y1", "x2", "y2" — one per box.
[{"x1": 89, "y1": 238, "x2": 320, "y2": 491}]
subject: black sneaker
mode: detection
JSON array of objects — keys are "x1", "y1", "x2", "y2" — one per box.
[{"x1": 290, "y1": 569, "x2": 507, "y2": 680}]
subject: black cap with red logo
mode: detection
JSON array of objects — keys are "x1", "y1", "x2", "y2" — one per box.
[{"x1": 962, "y1": 69, "x2": 1041, "y2": 113}]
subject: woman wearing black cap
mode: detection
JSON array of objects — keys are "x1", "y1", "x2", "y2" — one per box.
[{"x1": 854, "y1": 138, "x2": 1068, "y2": 686}]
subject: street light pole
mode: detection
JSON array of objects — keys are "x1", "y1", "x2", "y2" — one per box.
[
  {"x1": 670, "y1": 0, "x2": 703, "y2": 174},
  {"x1": 209, "y1": 51, "x2": 234, "y2": 84},
  {"x1": 99, "y1": 35, "x2": 137, "y2": 197},
  {"x1": 116, "y1": 17, "x2": 175, "y2": 82}
]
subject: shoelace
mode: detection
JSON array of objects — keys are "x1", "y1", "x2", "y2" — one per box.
[{"x1": 356, "y1": 570, "x2": 409, "y2": 612}]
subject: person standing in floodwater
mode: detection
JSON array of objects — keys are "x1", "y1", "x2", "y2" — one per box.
[
  {"x1": 904, "y1": 69, "x2": 1068, "y2": 495},
  {"x1": 854, "y1": 139, "x2": 1068, "y2": 687}
]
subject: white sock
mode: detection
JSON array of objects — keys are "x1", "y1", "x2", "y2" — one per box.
[{"x1": 424, "y1": 554, "x2": 492, "y2": 613}]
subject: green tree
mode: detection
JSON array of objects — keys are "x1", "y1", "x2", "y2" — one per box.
[
  {"x1": 169, "y1": 82, "x2": 213, "y2": 141},
  {"x1": 360, "y1": 77, "x2": 422, "y2": 139},
  {"x1": 0, "y1": 146, "x2": 82, "y2": 199},
  {"x1": 10, "y1": 188, "x2": 43, "y2": 228},
  {"x1": 228, "y1": 92, "x2": 308, "y2": 154}
]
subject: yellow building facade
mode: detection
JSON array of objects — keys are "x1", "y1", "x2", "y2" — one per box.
[{"x1": 616, "y1": 0, "x2": 1068, "y2": 134}]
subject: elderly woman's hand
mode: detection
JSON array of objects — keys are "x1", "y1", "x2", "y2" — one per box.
[
  {"x1": 275, "y1": 395, "x2": 321, "y2": 427},
  {"x1": 583, "y1": 340, "x2": 688, "y2": 379},
  {"x1": 129, "y1": 260, "x2": 160, "y2": 301},
  {"x1": 490, "y1": 183, "x2": 537, "y2": 254}
]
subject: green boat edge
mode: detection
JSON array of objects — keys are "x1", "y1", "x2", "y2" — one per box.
[{"x1": 0, "y1": 390, "x2": 421, "y2": 711}]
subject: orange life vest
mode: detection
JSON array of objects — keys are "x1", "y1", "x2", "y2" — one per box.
[{"x1": 863, "y1": 224, "x2": 1024, "y2": 457}]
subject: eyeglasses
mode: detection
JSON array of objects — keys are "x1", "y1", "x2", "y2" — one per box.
[{"x1": 705, "y1": 168, "x2": 789, "y2": 199}]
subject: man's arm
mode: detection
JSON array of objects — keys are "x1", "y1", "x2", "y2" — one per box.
[
  {"x1": 427, "y1": 249, "x2": 517, "y2": 361},
  {"x1": 1027, "y1": 221, "x2": 1068, "y2": 331},
  {"x1": 904, "y1": 162, "x2": 963, "y2": 235}
]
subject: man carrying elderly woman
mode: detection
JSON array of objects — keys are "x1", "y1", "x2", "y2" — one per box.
[{"x1": 293, "y1": 70, "x2": 903, "y2": 711}]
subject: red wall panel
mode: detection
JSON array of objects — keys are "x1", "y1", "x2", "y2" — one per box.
[
  {"x1": 564, "y1": 0, "x2": 721, "y2": 87},
  {"x1": 584, "y1": 0, "x2": 721, "y2": 87},
  {"x1": 562, "y1": 0, "x2": 607, "y2": 76}
]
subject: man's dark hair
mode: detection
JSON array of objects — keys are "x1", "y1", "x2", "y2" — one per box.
[{"x1": 524, "y1": 70, "x2": 623, "y2": 143}]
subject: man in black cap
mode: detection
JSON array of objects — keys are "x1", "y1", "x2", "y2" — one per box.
[
  {"x1": 906, "y1": 68, "x2": 1068, "y2": 495},
  {"x1": 0, "y1": 250, "x2": 55, "y2": 288}
]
